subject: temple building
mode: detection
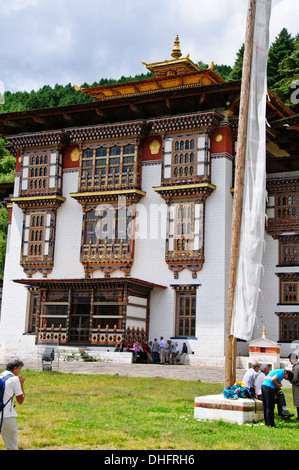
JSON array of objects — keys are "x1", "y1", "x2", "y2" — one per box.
[{"x1": 0, "y1": 37, "x2": 298, "y2": 364}]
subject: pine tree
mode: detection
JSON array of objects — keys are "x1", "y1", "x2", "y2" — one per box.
[
  {"x1": 228, "y1": 44, "x2": 245, "y2": 81},
  {"x1": 267, "y1": 28, "x2": 296, "y2": 90},
  {"x1": 274, "y1": 38, "x2": 299, "y2": 112}
]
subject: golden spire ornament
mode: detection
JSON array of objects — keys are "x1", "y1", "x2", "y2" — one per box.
[{"x1": 171, "y1": 35, "x2": 182, "y2": 59}]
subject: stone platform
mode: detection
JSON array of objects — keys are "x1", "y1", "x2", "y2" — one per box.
[{"x1": 194, "y1": 394, "x2": 263, "y2": 425}]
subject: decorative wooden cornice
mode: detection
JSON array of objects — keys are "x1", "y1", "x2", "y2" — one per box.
[
  {"x1": 14, "y1": 277, "x2": 166, "y2": 294},
  {"x1": 20, "y1": 258, "x2": 54, "y2": 278},
  {"x1": 81, "y1": 255, "x2": 134, "y2": 278},
  {"x1": 267, "y1": 177, "x2": 299, "y2": 193},
  {"x1": 70, "y1": 188, "x2": 146, "y2": 205},
  {"x1": 7, "y1": 131, "x2": 69, "y2": 150},
  {"x1": 149, "y1": 112, "x2": 223, "y2": 135},
  {"x1": 275, "y1": 311, "x2": 299, "y2": 318},
  {"x1": 11, "y1": 195, "x2": 66, "y2": 210},
  {"x1": 153, "y1": 183, "x2": 215, "y2": 202},
  {"x1": 66, "y1": 121, "x2": 150, "y2": 143},
  {"x1": 166, "y1": 251, "x2": 204, "y2": 278},
  {"x1": 278, "y1": 233, "x2": 299, "y2": 241}
]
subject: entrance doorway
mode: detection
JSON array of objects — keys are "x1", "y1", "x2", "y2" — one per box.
[{"x1": 69, "y1": 292, "x2": 90, "y2": 343}]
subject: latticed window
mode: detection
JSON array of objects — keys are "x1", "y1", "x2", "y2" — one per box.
[
  {"x1": 28, "y1": 290, "x2": 39, "y2": 333},
  {"x1": 173, "y1": 138, "x2": 195, "y2": 179},
  {"x1": 279, "y1": 240, "x2": 298, "y2": 266},
  {"x1": 22, "y1": 211, "x2": 53, "y2": 259},
  {"x1": 174, "y1": 203, "x2": 194, "y2": 251},
  {"x1": 162, "y1": 133, "x2": 210, "y2": 183},
  {"x1": 20, "y1": 150, "x2": 62, "y2": 196},
  {"x1": 175, "y1": 289, "x2": 196, "y2": 337},
  {"x1": 281, "y1": 281, "x2": 298, "y2": 304},
  {"x1": 81, "y1": 204, "x2": 135, "y2": 263},
  {"x1": 29, "y1": 154, "x2": 48, "y2": 190},
  {"x1": 80, "y1": 144, "x2": 137, "y2": 190},
  {"x1": 277, "y1": 314, "x2": 299, "y2": 342},
  {"x1": 276, "y1": 194, "x2": 297, "y2": 220},
  {"x1": 168, "y1": 202, "x2": 203, "y2": 253}
]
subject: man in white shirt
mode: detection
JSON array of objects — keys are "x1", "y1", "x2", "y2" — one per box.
[
  {"x1": 242, "y1": 360, "x2": 260, "y2": 397},
  {"x1": 0, "y1": 359, "x2": 25, "y2": 450},
  {"x1": 159, "y1": 337, "x2": 166, "y2": 364}
]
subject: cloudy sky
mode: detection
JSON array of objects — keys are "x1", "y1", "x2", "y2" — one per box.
[{"x1": 0, "y1": 0, "x2": 298, "y2": 93}]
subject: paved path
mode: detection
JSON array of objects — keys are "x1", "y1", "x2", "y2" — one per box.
[
  {"x1": 48, "y1": 361, "x2": 246, "y2": 384},
  {"x1": 39, "y1": 360, "x2": 291, "y2": 387},
  {"x1": 2, "y1": 357, "x2": 292, "y2": 386}
]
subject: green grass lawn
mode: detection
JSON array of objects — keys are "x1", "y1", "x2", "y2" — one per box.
[{"x1": 1, "y1": 370, "x2": 298, "y2": 450}]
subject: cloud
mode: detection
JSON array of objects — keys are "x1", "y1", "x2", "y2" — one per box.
[{"x1": 0, "y1": 0, "x2": 298, "y2": 93}]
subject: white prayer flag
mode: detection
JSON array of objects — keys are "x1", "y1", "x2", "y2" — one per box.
[{"x1": 230, "y1": 0, "x2": 272, "y2": 340}]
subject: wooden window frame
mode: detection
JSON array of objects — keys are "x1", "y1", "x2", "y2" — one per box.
[
  {"x1": 28, "y1": 289, "x2": 40, "y2": 333},
  {"x1": 276, "y1": 193, "x2": 298, "y2": 223},
  {"x1": 81, "y1": 203, "x2": 135, "y2": 264},
  {"x1": 276, "y1": 313, "x2": 299, "y2": 342},
  {"x1": 280, "y1": 280, "x2": 299, "y2": 304},
  {"x1": 162, "y1": 133, "x2": 210, "y2": 184},
  {"x1": 279, "y1": 239, "x2": 298, "y2": 266},
  {"x1": 80, "y1": 143, "x2": 138, "y2": 191},
  {"x1": 175, "y1": 288, "x2": 196, "y2": 338},
  {"x1": 20, "y1": 150, "x2": 62, "y2": 196}
]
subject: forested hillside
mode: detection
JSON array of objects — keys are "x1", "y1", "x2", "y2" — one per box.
[{"x1": 0, "y1": 28, "x2": 298, "y2": 278}]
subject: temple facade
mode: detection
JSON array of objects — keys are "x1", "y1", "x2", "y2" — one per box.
[{"x1": 0, "y1": 38, "x2": 298, "y2": 363}]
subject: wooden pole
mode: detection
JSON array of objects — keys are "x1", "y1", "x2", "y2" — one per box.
[{"x1": 224, "y1": 0, "x2": 257, "y2": 388}]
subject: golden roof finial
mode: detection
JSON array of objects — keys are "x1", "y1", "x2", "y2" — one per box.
[
  {"x1": 171, "y1": 35, "x2": 182, "y2": 59},
  {"x1": 262, "y1": 326, "x2": 266, "y2": 338}
]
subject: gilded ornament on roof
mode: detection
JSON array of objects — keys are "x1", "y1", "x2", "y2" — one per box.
[{"x1": 171, "y1": 35, "x2": 182, "y2": 59}]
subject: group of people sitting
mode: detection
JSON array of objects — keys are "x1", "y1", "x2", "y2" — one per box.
[
  {"x1": 242, "y1": 353, "x2": 299, "y2": 428},
  {"x1": 127, "y1": 337, "x2": 188, "y2": 365}
]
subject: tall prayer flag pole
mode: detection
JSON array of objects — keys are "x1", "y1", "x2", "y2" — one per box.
[{"x1": 225, "y1": 0, "x2": 271, "y2": 388}]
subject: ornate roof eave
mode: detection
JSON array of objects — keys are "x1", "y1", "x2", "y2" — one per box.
[
  {"x1": 13, "y1": 277, "x2": 167, "y2": 295},
  {"x1": 74, "y1": 70, "x2": 224, "y2": 102}
]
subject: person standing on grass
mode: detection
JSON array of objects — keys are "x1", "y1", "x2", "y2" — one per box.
[
  {"x1": 288, "y1": 353, "x2": 299, "y2": 421},
  {"x1": 159, "y1": 336, "x2": 166, "y2": 364},
  {"x1": 0, "y1": 359, "x2": 25, "y2": 450},
  {"x1": 151, "y1": 338, "x2": 159, "y2": 364},
  {"x1": 261, "y1": 368, "x2": 291, "y2": 428}
]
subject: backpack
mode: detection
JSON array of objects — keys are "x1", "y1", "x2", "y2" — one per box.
[
  {"x1": 0, "y1": 373, "x2": 14, "y2": 432},
  {"x1": 223, "y1": 381, "x2": 252, "y2": 400}
]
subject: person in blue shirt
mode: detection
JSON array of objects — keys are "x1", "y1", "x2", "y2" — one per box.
[{"x1": 261, "y1": 369, "x2": 292, "y2": 427}]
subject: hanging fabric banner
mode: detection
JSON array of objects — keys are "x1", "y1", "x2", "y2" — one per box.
[{"x1": 230, "y1": 0, "x2": 272, "y2": 341}]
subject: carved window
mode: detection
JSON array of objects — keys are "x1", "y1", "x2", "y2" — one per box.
[
  {"x1": 21, "y1": 210, "x2": 56, "y2": 276},
  {"x1": 175, "y1": 288, "x2": 196, "y2": 337},
  {"x1": 80, "y1": 144, "x2": 138, "y2": 191},
  {"x1": 279, "y1": 239, "x2": 298, "y2": 266},
  {"x1": 38, "y1": 290, "x2": 69, "y2": 333},
  {"x1": 168, "y1": 202, "x2": 203, "y2": 253},
  {"x1": 276, "y1": 314, "x2": 299, "y2": 342},
  {"x1": 276, "y1": 194, "x2": 297, "y2": 221},
  {"x1": 81, "y1": 203, "x2": 135, "y2": 275},
  {"x1": 28, "y1": 290, "x2": 39, "y2": 333},
  {"x1": 281, "y1": 280, "x2": 299, "y2": 304},
  {"x1": 20, "y1": 150, "x2": 62, "y2": 196},
  {"x1": 163, "y1": 134, "x2": 210, "y2": 183}
]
